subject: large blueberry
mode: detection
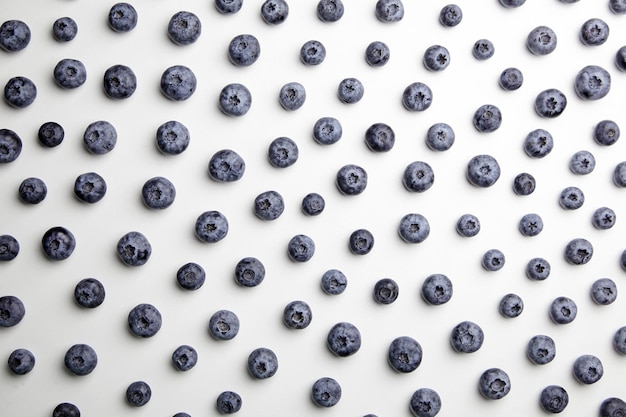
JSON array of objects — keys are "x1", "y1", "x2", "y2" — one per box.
[
  {"x1": 0, "y1": 295, "x2": 25, "y2": 327},
  {"x1": 176, "y1": 262, "x2": 205, "y2": 290},
  {"x1": 228, "y1": 34, "x2": 260, "y2": 67},
  {"x1": 171, "y1": 345, "x2": 198, "y2": 371},
  {"x1": 108, "y1": 3, "x2": 138, "y2": 32},
  {"x1": 375, "y1": 0, "x2": 404, "y2": 22},
  {"x1": 466, "y1": 154, "x2": 500, "y2": 187},
  {"x1": 526, "y1": 257, "x2": 551, "y2": 281},
  {"x1": 524, "y1": 128, "x2": 553, "y2": 158},
  {"x1": 128, "y1": 303, "x2": 162, "y2": 337},
  {"x1": 423, "y1": 45, "x2": 451, "y2": 72},
  {"x1": 311, "y1": 377, "x2": 341, "y2": 407},
  {"x1": 559, "y1": 186, "x2": 584, "y2": 210},
  {"x1": 74, "y1": 278, "x2": 106, "y2": 308},
  {"x1": 247, "y1": 347, "x2": 278, "y2": 379},
  {"x1": 126, "y1": 381, "x2": 152, "y2": 407},
  {"x1": 614, "y1": 161, "x2": 626, "y2": 187},
  {"x1": 253, "y1": 190, "x2": 284, "y2": 221},
  {"x1": 18, "y1": 177, "x2": 47, "y2": 204},
  {"x1": 409, "y1": 387, "x2": 441, "y2": 417},
  {"x1": 336, "y1": 164, "x2": 367, "y2": 195},
  {"x1": 456, "y1": 214, "x2": 480, "y2": 237},
  {"x1": 564, "y1": 238, "x2": 592, "y2": 265},
  {"x1": 402, "y1": 82, "x2": 433, "y2": 112},
  {"x1": 472, "y1": 39, "x2": 495, "y2": 60},
  {"x1": 327, "y1": 322, "x2": 361, "y2": 356},
  {"x1": 74, "y1": 172, "x2": 107, "y2": 204},
  {"x1": 156, "y1": 120, "x2": 190, "y2": 155},
  {"x1": 116, "y1": 231, "x2": 151, "y2": 266},
  {"x1": 421, "y1": 273, "x2": 453, "y2": 305},
  {"x1": 4, "y1": 76, "x2": 37, "y2": 108},
  {"x1": 593, "y1": 119, "x2": 620, "y2": 146},
  {"x1": 535, "y1": 88, "x2": 567, "y2": 118},
  {"x1": 364, "y1": 123, "x2": 394, "y2": 152},
  {"x1": 0, "y1": 20, "x2": 31, "y2": 52},
  {"x1": 482, "y1": 248, "x2": 505, "y2": 271},
  {"x1": 52, "y1": 17, "x2": 78, "y2": 42},
  {"x1": 279, "y1": 82, "x2": 306, "y2": 111},
  {"x1": 260, "y1": 0, "x2": 289, "y2": 25},
  {"x1": 499, "y1": 67, "x2": 523, "y2": 91},
  {"x1": 572, "y1": 354, "x2": 603, "y2": 384},
  {"x1": 103, "y1": 64, "x2": 137, "y2": 99},
  {"x1": 512, "y1": 172, "x2": 536, "y2": 195},
  {"x1": 141, "y1": 176, "x2": 176, "y2": 209},
  {"x1": 54, "y1": 59, "x2": 87, "y2": 89},
  {"x1": 160, "y1": 65, "x2": 197, "y2": 101},
  {"x1": 268, "y1": 136, "x2": 298, "y2": 168},
  {"x1": 575, "y1": 65, "x2": 611, "y2": 100},
  {"x1": 569, "y1": 150, "x2": 595, "y2": 175},
  {"x1": 527, "y1": 334, "x2": 556, "y2": 365},
  {"x1": 348, "y1": 229, "x2": 374, "y2": 255},
  {"x1": 365, "y1": 41, "x2": 390, "y2": 67},
  {"x1": 616, "y1": 46, "x2": 626, "y2": 71},
  {"x1": 283, "y1": 300, "x2": 312, "y2": 329},
  {"x1": 398, "y1": 213, "x2": 430, "y2": 243},
  {"x1": 287, "y1": 234, "x2": 315, "y2": 262},
  {"x1": 64, "y1": 343, "x2": 98, "y2": 376},
  {"x1": 527, "y1": 26, "x2": 557, "y2": 55},
  {"x1": 8, "y1": 348, "x2": 35, "y2": 375},
  {"x1": 320, "y1": 269, "x2": 347, "y2": 295},
  {"x1": 518, "y1": 213, "x2": 543, "y2": 237},
  {"x1": 215, "y1": 0, "x2": 243, "y2": 14},
  {"x1": 83, "y1": 120, "x2": 117, "y2": 155},
  {"x1": 540, "y1": 385, "x2": 568, "y2": 413},
  {"x1": 592, "y1": 207, "x2": 616, "y2": 230},
  {"x1": 610, "y1": 0, "x2": 626, "y2": 13},
  {"x1": 439, "y1": 4, "x2": 462, "y2": 27},
  {"x1": 216, "y1": 390, "x2": 242, "y2": 414},
  {"x1": 499, "y1": 293, "x2": 524, "y2": 318},
  {"x1": 42, "y1": 226, "x2": 76, "y2": 261},
  {"x1": 208, "y1": 149, "x2": 245, "y2": 182},
  {"x1": 600, "y1": 398, "x2": 626, "y2": 417},
  {"x1": 317, "y1": 0, "x2": 344, "y2": 22},
  {"x1": 373, "y1": 278, "x2": 399, "y2": 304},
  {"x1": 590, "y1": 278, "x2": 617, "y2": 305},
  {"x1": 403, "y1": 161, "x2": 434, "y2": 192},
  {"x1": 218, "y1": 83, "x2": 251, "y2": 116},
  {"x1": 313, "y1": 117, "x2": 342, "y2": 145},
  {"x1": 337, "y1": 77, "x2": 364, "y2": 104},
  {"x1": 549, "y1": 296, "x2": 577, "y2": 324},
  {"x1": 0, "y1": 234, "x2": 20, "y2": 261},
  {"x1": 52, "y1": 403, "x2": 80, "y2": 417},
  {"x1": 168, "y1": 11, "x2": 201, "y2": 45},
  {"x1": 234, "y1": 257, "x2": 265, "y2": 287},
  {"x1": 473, "y1": 104, "x2": 502, "y2": 133},
  {"x1": 478, "y1": 368, "x2": 511, "y2": 400},
  {"x1": 38, "y1": 122, "x2": 64, "y2": 148},
  {"x1": 301, "y1": 192, "x2": 325, "y2": 216},
  {"x1": 208, "y1": 309, "x2": 239, "y2": 340},
  {"x1": 300, "y1": 40, "x2": 326, "y2": 65},
  {"x1": 425, "y1": 122, "x2": 454, "y2": 151},
  {"x1": 450, "y1": 321, "x2": 484, "y2": 353},
  {"x1": 195, "y1": 210, "x2": 229, "y2": 243},
  {"x1": 387, "y1": 336, "x2": 422, "y2": 373},
  {"x1": 580, "y1": 18, "x2": 609, "y2": 46}
]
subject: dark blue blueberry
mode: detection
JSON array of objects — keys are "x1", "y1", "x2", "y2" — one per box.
[
  {"x1": 570, "y1": 150, "x2": 595, "y2": 175},
  {"x1": 4, "y1": 76, "x2": 37, "y2": 108},
  {"x1": 228, "y1": 34, "x2": 260, "y2": 67},
  {"x1": 610, "y1": 0, "x2": 626, "y2": 13},
  {"x1": 426, "y1": 122, "x2": 454, "y2": 151},
  {"x1": 403, "y1": 161, "x2": 434, "y2": 192},
  {"x1": 126, "y1": 381, "x2": 151, "y2": 407},
  {"x1": 160, "y1": 65, "x2": 197, "y2": 101},
  {"x1": 439, "y1": 4, "x2": 462, "y2": 27},
  {"x1": 287, "y1": 234, "x2": 315, "y2": 262},
  {"x1": 575, "y1": 65, "x2": 611, "y2": 100},
  {"x1": 52, "y1": 17, "x2": 78, "y2": 42},
  {"x1": 208, "y1": 149, "x2": 245, "y2": 182},
  {"x1": 573, "y1": 354, "x2": 603, "y2": 384},
  {"x1": 616, "y1": 46, "x2": 626, "y2": 71},
  {"x1": 18, "y1": 177, "x2": 47, "y2": 204},
  {"x1": 549, "y1": 296, "x2": 577, "y2": 324},
  {"x1": 0, "y1": 295, "x2": 25, "y2": 327},
  {"x1": 535, "y1": 88, "x2": 567, "y2": 118},
  {"x1": 172, "y1": 345, "x2": 198, "y2": 371},
  {"x1": 365, "y1": 41, "x2": 390, "y2": 67},
  {"x1": 38, "y1": 122, "x2": 64, "y2": 148},
  {"x1": 388, "y1": 336, "x2": 422, "y2": 373},
  {"x1": 601, "y1": 398, "x2": 626, "y2": 417},
  {"x1": 524, "y1": 128, "x2": 553, "y2": 158},
  {"x1": 0, "y1": 235, "x2": 19, "y2": 261},
  {"x1": 168, "y1": 11, "x2": 201, "y2": 45},
  {"x1": 402, "y1": 82, "x2": 433, "y2": 112},
  {"x1": 234, "y1": 256, "x2": 265, "y2": 287},
  {"x1": 375, "y1": 0, "x2": 404, "y2": 22},
  {"x1": 42, "y1": 226, "x2": 76, "y2": 261},
  {"x1": 83, "y1": 120, "x2": 117, "y2": 155},
  {"x1": 564, "y1": 238, "x2": 593, "y2": 265},
  {"x1": 580, "y1": 18, "x2": 609, "y2": 46},
  {"x1": 7, "y1": 348, "x2": 35, "y2": 375},
  {"x1": 74, "y1": 172, "x2": 107, "y2": 204},
  {"x1": 409, "y1": 388, "x2": 441, "y2": 417},
  {"x1": 103, "y1": 64, "x2": 136, "y2": 99},
  {"x1": 540, "y1": 385, "x2": 568, "y2": 413},
  {"x1": 128, "y1": 303, "x2": 162, "y2": 337},
  {"x1": 590, "y1": 278, "x2": 617, "y2": 305},
  {"x1": 279, "y1": 82, "x2": 306, "y2": 111},
  {"x1": 141, "y1": 176, "x2": 176, "y2": 210},
  {"x1": 364, "y1": 122, "x2": 394, "y2": 152},
  {"x1": 208, "y1": 310, "x2": 239, "y2": 340},
  {"x1": 423, "y1": 45, "x2": 450, "y2": 72},
  {"x1": 499, "y1": 293, "x2": 524, "y2": 318},
  {"x1": 176, "y1": 262, "x2": 205, "y2": 290},
  {"x1": 513, "y1": 172, "x2": 536, "y2": 195},
  {"x1": 116, "y1": 231, "x2": 151, "y2": 266},
  {"x1": 614, "y1": 327, "x2": 626, "y2": 354},
  {"x1": 482, "y1": 249, "x2": 505, "y2": 271},
  {"x1": 327, "y1": 322, "x2": 361, "y2": 356},
  {"x1": 247, "y1": 347, "x2": 278, "y2": 379},
  {"x1": 268, "y1": 137, "x2": 298, "y2": 168},
  {"x1": 195, "y1": 210, "x2": 229, "y2": 243},
  {"x1": 336, "y1": 164, "x2": 367, "y2": 195},
  {"x1": 254, "y1": 190, "x2": 284, "y2": 221},
  {"x1": 156, "y1": 120, "x2": 190, "y2": 155},
  {"x1": 526, "y1": 257, "x2": 551, "y2": 281},
  {"x1": 527, "y1": 334, "x2": 556, "y2": 365},
  {"x1": 215, "y1": 0, "x2": 243, "y2": 14},
  {"x1": 54, "y1": 58, "x2": 87, "y2": 89},
  {"x1": 456, "y1": 214, "x2": 480, "y2": 237},
  {"x1": 398, "y1": 213, "x2": 430, "y2": 243},
  {"x1": 283, "y1": 300, "x2": 312, "y2": 329},
  {"x1": 311, "y1": 377, "x2": 341, "y2": 407},
  {"x1": 622, "y1": 250, "x2": 626, "y2": 271},
  {"x1": 74, "y1": 278, "x2": 105, "y2": 308},
  {"x1": 218, "y1": 83, "x2": 251, "y2": 116},
  {"x1": 519, "y1": 213, "x2": 543, "y2": 237},
  {"x1": 422, "y1": 273, "x2": 453, "y2": 305},
  {"x1": 320, "y1": 269, "x2": 347, "y2": 295},
  {"x1": 450, "y1": 321, "x2": 484, "y2": 353},
  {"x1": 317, "y1": 0, "x2": 344, "y2": 22},
  {"x1": 337, "y1": 77, "x2": 364, "y2": 104},
  {"x1": 614, "y1": 161, "x2": 626, "y2": 187},
  {"x1": 300, "y1": 40, "x2": 326, "y2": 65},
  {"x1": 0, "y1": 20, "x2": 31, "y2": 52},
  {"x1": 499, "y1": 67, "x2": 523, "y2": 91},
  {"x1": 52, "y1": 403, "x2": 80, "y2": 417},
  {"x1": 473, "y1": 39, "x2": 494, "y2": 60},
  {"x1": 594, "y1": 119, "x2": 620, "y2": 146},
  {"x1": 349, "y1": 228, "x2": 374, "y2": 255},
  {"x1": 478, "y1": 368, "x2": 511, "y2": 400},
  {"x1": 373, "y1": 278, "x2": 399, "y2": 304},
  {"x1": 301, "y1": 192, "x2": 325, "y2": 216},
  {"x1": 64, "y1": 343, "x2": 97, "y2": 376},
  {"x1": 592, "y1": 207, "x2": 616, "y2": 230},
  {"x1": 260, "y1": 0, "x2": 289, "y2": 25},
  {"x1": 313, "y1": 117, "x2": 342, "y2": 145},
  {"x1": 173, "y1": 413, "x2": 191, "y2": 417},
  {"x1": 108, "y1": 3, "x2": 138, "y2": 32},
  {"x1": 466, "y1": 154, "x2": 500, "y2": 187},
  {"x1": 559, "y1": 186, "x2": 584, "y2": 210},
  {"x1": 527, "y1": 26, "x2": 557, "y2": 55},
  {"x1": 473, "y1": 104, "x2": 502, "y2": 133},
  {"x1": 216, "y1": 391, "x2": 242, "y2": 414}
]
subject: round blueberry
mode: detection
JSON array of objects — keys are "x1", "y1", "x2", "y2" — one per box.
[
  {"x1": 218, "y1": 83, "x2": 252, "y2": 116},
  {"x1": 18, "y1": 177, "x2": 47, "y2": 204},
  {"x1": 279, "y1": 81, "x2": 306, "y2": 111},
  {"x1": 402, "y1": 82, "x2": 433, "y2": 112},
  {"x1": 478, "y1": 368, "x2": 511, "y2": 400},
  {"x1": 614, "y1": 161, "x2": 626, "y2": 187},
  {"x1": 540, "y1": 385, "x2": 569, "y2": 413},
  {"x1": 83, "y1": 120, "x2": 117, "y2": 155},
  {"x1": 527, "y1": 334, "x2": 556, "y2": 365},
  {"x1": 337, "y1": 77, "x2": 364, "y2": 104},
  {"x1": 456, "y1": 213, "x2": 480, "y2": 237},
  {"x1": 364, "y1": 122, "x2": 395, "y2": 152},
  {"x1": 388, "y1": 336, "x2": 422, "y2": 373},
  {"x1": 512, "y1": 172, "x2": 536, "y2": 196},
  {"x1": 549, "y1": 296, "x2": 577, "y2": 324},
  {"x1": 215, "y1": 0, "x2": 243, "y2": 14},
  {"x1": 0, "y1": 295, "x2": 25, "y2": 327},
  {"x1": 336, "y1": 164, "x2": 367, "y2": 195},
  {"x1": 52, "y1": 17, "x2": 78, "y2": 42},
  {"x1": 601, "y1": 398, "x2": 626, "y2": 417},
  {"x1": 409, "y1": 388, "x2": 441, "y2": 417},
  {"x1": 590, "y1": 277, "x2": 617, "y2": 305},
  {"x1": 0, "y1": 20, "x2": 31, "y2": 52},
  {"x1": 160, "y1": 65, "x2": 197, "y2": 101},
  {"x1": 283, "y1": 300, "x2": 312, "y2": 329},
  {"x1": 74, "y1": 172, "x2": 107, "y2": 204},
  {"x1": 373, "y1": 278, "x2": 399, "y2": 304},
  {"x1": 141, "y1": 176, "x2": 176, "y2": 210},
  {"x1": 569, "y1": 150, "x2": 595, "y2": 175},
  {"x1": 403, "y1": 161, "x2": 434, "y2": 192},
  {"x1": 42, "y1": 226, "x2": 76, "y2": 261},
  {"x1": 38, "y1": 122, "x2": 64, "y2": 148},
  {"x1": 128, "y1": 303, "x2": 162, "y2": 337},
  {"x1": 573, "y1": 354, "x2": 603, "y2": 384},
  {"x1": 126, "y1": 381, "x2": 151, "y2": 407},
  {"x1": 423, "y1": 45, "x2": 450, "y2": 72},
  {"x1": 466, "y1": 154, "x2": 501, "y2": 187},
  {"x1": 167, "y1": 11, "x2": 201, "y2": 45},
  {"x1": 64, "y1": 343, "x2": 98, "y2": 376},
  {"x1": 7, "y1": 348, "x2": 35, "y2": 375},
  {"x1": 580, "y1": 18, "x2": 609, "y2": 46},
  {"x1": 564, "y1": 238, "x2": 593, "y2": 265},
  {"x1": 0, "y1": 234, "x2": 19, "y2": 261},
  {"x1": 349, "y1": 228, "x2": 374, "y2": 255},
  {"x1": 234, "y1": 256, "x2": 265, "y2": 287},
  {"x1": 311, "y1": 377, "x2": 341, "y2": 407},
  {"x1": 327, "y1": 322, "x2": 361, "y2": 357},
  {"x1": 260, "y1": 0, "x2": 289, "y2": 25},
  {"x1": 592, "y1": 207, "x2": 616, "y2": 230},
  {"x1": 4, "y1": 76, "x2": 37, "y2": 108},
  {"x1": 254, "y1": 190, "x2": 284, "y2": 221},
  {"x1": 176, "y1": 262, "x2": 205, "y2": 290},
  {"x1": 74, "y1": 278, "x2": 105, "y2": 308},
  {"x1": 439, "y1": 4, "x2": 462, "y2": 27},
  {"x1": 268, "y1": 137, "x2": 298, "y2": 168},
  {"x1": 526, "y1": 257, "x2": 551, "y2": 281},
  {"x1": 499, "y1": 293, "x2": 524, "y2": 318},
  {"x1": 499, "y1": 67, "x2": 524, "y2": 91},
  {"x1": 594, "y1": 119, "x2": 620, "y2": 146},
  {"x1": 173, "y1": 412, "x2": 190, "y2": 417},
  {"x1": 208, "y1": 310, "x2": 240, "y2": 340},
  {"x1": 208, "y1": 149, "x2": 245, "y2": 182},
  {"x1": 398, "y1": 213, "x2": 430, "y2": 243},
  {"x1": 559, "y1": 186, "x2": 584, "y2": 210},
  {"x1": 228, "y1": 34, "x2": 260, "y2": 67},
  {"x1": 301, "y1": 192, "x2": 325, "y2": 216},
  {"x1": 317, "y1": 0, "x2": 344, "y2": 22},
  {"x1": 519, "y1": 213, "x2": 543, "y2": 237},
  {"x1": 613, "y1": 326, "x2": 626, "y2": 354},
  {"x1": 535, "y1": 88, "x2": 567, "y2": 118},
  {"x1": 575, "y1": 65, "x2": 611, "y2": 101},
  {"x1": 313, "y1": 117, "x2": 342, "y2": 145},
  {"x1": 482, "y1": 249, "x2": 505, "y2": 271},
  {"x1": 116, "y1": 231, "x2": 151, "y2": 266},
  {"x1": 52, "y1": 403, "x2": 80, "y2": 417},
  {"x1": 375, "y1": 0, "x2": 404, "y2": 22},
  {"x1": 450, "y1": 320, "x2": 484, "y2": 353},
  {"x1": 421, "y1": 273, "x2": 453, "y2": 305},
  {"x1": 426, "y1": 122, "x2": 455, "y2": 151},
  {"x1": 610, "y1": 0, "x2": 626, "y2": 13},
  {"x1": 108, "y1": 3, "x2": 138, "y2": 32},
  {"x1": 320, "y1": 269, "x2": 347, "y2": 295},
  {"x1": 473, "y1": 104, "x2": 502, "y2": 133},
  {"x1": 287, "y1": 234, "x2": 315, "y2": 262},
  {"x1": 616, "y1": 46, "x2": 626, "y2": 71},
  {"x1": 247, "y1": 347, "x2": 278, "y2": 379},
  {"x1": 365, "y1": 41, "x2": 390, "y2": 67},
  {"x1": 172, "y1": 345, "x2": 198, "y2": 372},
  {"x1": 527, "y1": 25, "x2": 557, "y2": 55},
  {"x1": 195, "y1": 210, "x2": 229, "y2": 243},
  {"x1": 103, "y1": 64, "x2": 136, "y2": 99},
  {"x1": 54, "y1": 58, "x2": 87, "y2": 89},
  {"x1": 216, "y1": 391, "x2": 242, "y2": 414},
  {"x1": 473, "y1": 39, "x2": 495, "y2": 60},
  {"x1": 300, "y1": 40, "x2": 326, "y2": 65},
  {"x1": 156, "y1": 121, "x2": 190, "y2": 155},
  {"x1": 524, "y1": 128, "x2": 553, "y2": 158}
]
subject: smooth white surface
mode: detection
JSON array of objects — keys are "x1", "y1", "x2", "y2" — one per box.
[{"x1": 1, "y1": 1, "x2": 626, "y2": 416}]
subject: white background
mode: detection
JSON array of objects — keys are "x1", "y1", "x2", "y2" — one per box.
[{"x1": 1, "y1": 0, "x2": 626, "y2": 416}]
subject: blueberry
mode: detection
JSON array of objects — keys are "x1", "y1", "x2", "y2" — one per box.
[
  {"x1": 42, "y1": 226, "x2": 76, "y2": 261},
  {"x1": 524, "y1": 128, "x2": 553, "y2": 158},
  {"x1": 540, "y1": 385, "x2": 569, "y2": 413},
  {"x1": 167, "y1": 11, "x2": 201, "y2": 45},
  {"x1": 83, "y1": 120, "x2": 117, "y2": 155},
  {"x1": 593, "y1": 119, "x2": 620, "y2": 146},
  {"x1": 422, "y1": 274, "x2": 453, "y2": 305},
  {"x1": 559, "y1": 186, "x2": 584, "y2": 210},
  {"x1": 7, "y1": 348, "x2": 35, "y2": 375},
  {"x1": 336, "y1": 164, "x2": 367, "y2": 195},
  {"x1": 403, "y1": 161, "x2": 434, "y2": 192},
  {"x1": 234, "y1": 256, "x2": 265, "y2": 287},
  {"x1": 195, "y1": 211, "x2": 229, "y2": 243},
  {"x1": 247, "y1": 347, "x2": 278, "y2": 379},
  {"x1": 0, "y1": 234, "x2": 19, "y2": 261},
  {"x1": 103, "y1": 64, "x2": 136, "y2": 99},
  {"x1": 74, "y1": 172, "x2": 107, "y2": 204},
  {"x1": 142, "y1": 176, "x2": 176, "y2": 210},
  {"x1": 590, "y1": 277, "x2": 617, "y2": 305},
  {"x1": 573, "y1": 354, "x2": 603, "y2": 384},
  {"x1": 216, "y1": 391, "x2": 242, "y2": 414},
  {"x1": 398, "y1": 213, "x2": 430, "y2": 243},
  {"x1": 614, "y1": 161, "x2": 626, "y2": 187},
  {"x1": 478, "y1": 368, "x2": 511, "y2": 400},
  {"x1": 439, "y1": 4, "x2": 462, "y2": 27},
  {"x1": 4, "y1": 76, "x2": 37, "y2": 108},
  {"x1": 300, "y1": 40, "x2": 326, "y2": 65},
  {"x1": 466, "y1": 154, "x2": 501, "y2": 187},
  {"x1": 373, "y1": 278, "x2": 399, "y2": 304},
  {"x1": 600, "y1": 397, "x2": 626, "y2": 417},
  {"x1": 592, "y1": 207, "x2": 616, "y2": 230},
  {"x1": 260, "y1": 0, "x2": 289, "y2": 25},
  {"x1": 526, "y1": 257, "x2": 551, "y2": 281},
  {"x1": 549, "y1": 296, "x2": 577, "y2": 324},
  {"x1": 173, "y1": 413, "x2": 191, "y2": 417},
  {"x1": 402, "y1": 82, "x2": 433, "y2": 112},
  {"x1": 228, "y1": 34, "x2": 260, "y2": 67},
  {"x1": 317, "y1": 0, "x2": 344, "y2": 22},
  {"x1": 622, "y1": 250, "x2": 626, "y2": 271},
  {"x1": 425, "y1": 122, "x2": 454, "y2": 151},
  {"x1": 499, "y1": 293, "x2": 524, "y2": 318},
  {"x1": 473, "y1": 104, "x2": 502, "y2": 133},
  {"x1": 313, "y1": 117, "x2": 342, "y2": 145},
  {"x1": 482, "y1": 249, "x2": 505, "y2": 271},
  {"x1": 349, "y1": 229, "x2": 374, "y2": 255},
  {"x1": 450, "y1": 320, "x2": 484, "y2": 353},
  {"x1": 74, "y1": 278, "x2": 105, "y2": 308},
  {"x1": 301, "y1": 192, "x2": 325, "y2": 216},
  {"x1": 569, "y1": 150, "x2": 595, "y2": 175},
  {"x1": 616, "y1": 46, "x2": 626, "y2": 71},
  {"x1": 564, "y1": 238, "x2": 593, "y2": 265},
  {"x1": 128, "y1": 303, "x2": 162, "y2": 337},
  {"x1": 283, "y1": 300, "x2": 313, "y2": 329},
  {"x1": 160, "y1": 65, "x2": 197, "y2": 101},
  {"x1": 287, "y1": 234, "x2": 315, "y2": 262},
  {"x1": 365, "y1": 41, "x2": 390, "y2": 67},
  {"x1": 473, "y1": 39, "x2": 494, "y2": 60},
  {"x1": 268, "y1": 137, "x2": 298, "y2": 168},
  {"x1": 519, "y1": 213, "x2": 543, "y2": 237},
  {"x1": 116, "y1": 231, "x2": 151, "y2": 266},
  {"x1": 279, "y1": 81, "x2": 306, "y2": 111},
  {"x1": 614, "y1": 326, "x2": 626, "y2": 354},
  {"x1": 388, "y1": 336, "x2": 422, "y2": 373},
  {"x1": 64, "y1": 343, "x2": 98, "y2": 376},
  {"x1": 253, "y1": 190, "x2": 284, "y2": 221},
  {"x1": 52, "y1": 17, "x2": 78, "y2": 42},
  {"x1": 499, "y1": 67, "x2": 524, "y2": 91},
  {"x1": 208, "y1": 310, "x2": 240, "y2": 340},
  {"x1": 575, "y1": 65, "x2": 611, "y2": 100},
  {"x1": 580, "y1": 18, "x2": 609, "y2": 46},
  {"x1": 126, "y1": 381, "x2": 151, "y2": 407},
  {"x1": 375, "y1": 0, "x2": 404, "y2": 22},
  {"x1": 535, "y1": 88, "x2": 567, "y2": 118},
  {"x1": 52, "y1": 403, "x2": 80, "y2": 417},
  {"x1": 218, "y1": 83, "x2": 251, "y2": 116},
  {"x1": 610, "y1": 0, "x2": 626, "y2": 13},
  {"x1": 423, "y1": 45, "x2": 451, "y2": 72},
  {"x1": 320, "y1": 269, "x2": 347, "y2": 295},
  {"x1": 0, "y1": 295, "x2": 25, "y2": 327},
  {"x1": 409, "y1": 388, "x2": 441, "y2": 417},
  {"x1": 327, "y1": 322, "x2": 361, "y2": 357},
  {"x1": 176, "y1": 262, "x2": 205, "y2": 290},
  {"x1": 108, "y1": 3, "x2": 138, "y2": 32},
  {"x1": 498, "y1": 0, "x2": 526, "y2": 7},
  {"x1": 337, "y1": 77, "x2": 364, "y2": 104},
  {"x1": 456, "y1": 214, "x2": 480, "y2": 237},
  {"x1": 311, "y1": 377, "x2": 341, "y2": 407},
  {"x1": 364, "y1": 123, "x2": 395, "y2": 152},
  {"x1": 156, "y1": 121, "x2": 190, "y2": 155},
  {"x1": 172, "y1": 345, "x2": 198, "y2": 371},
  {"x1": 215, "y1": 0, "x2": 243, "y2": 14},
  {"x1": 527, "y1": 26, "x2": 557, "y2": 55},
  {"x1": 512, "y1": 172, "x2": 536, "y2": 195},
  {"x1": 38, "y1": 122, "x2": 64, "y2": 148},
  {"x1": 208, "y1": 149, "x2": 245, "y2": 182},
  {"x1": 0, "y1": 20, "x2": 31, "y2": 52},
  {"x1": 527, "y1": 334, "x2": 556, "y2": 365},
  {"x1": 18, "y1": 177, "x2": 47, "y2": 204},
  {"x1": 54, "y1": 58, "x2": 87, "y2": 89}
]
